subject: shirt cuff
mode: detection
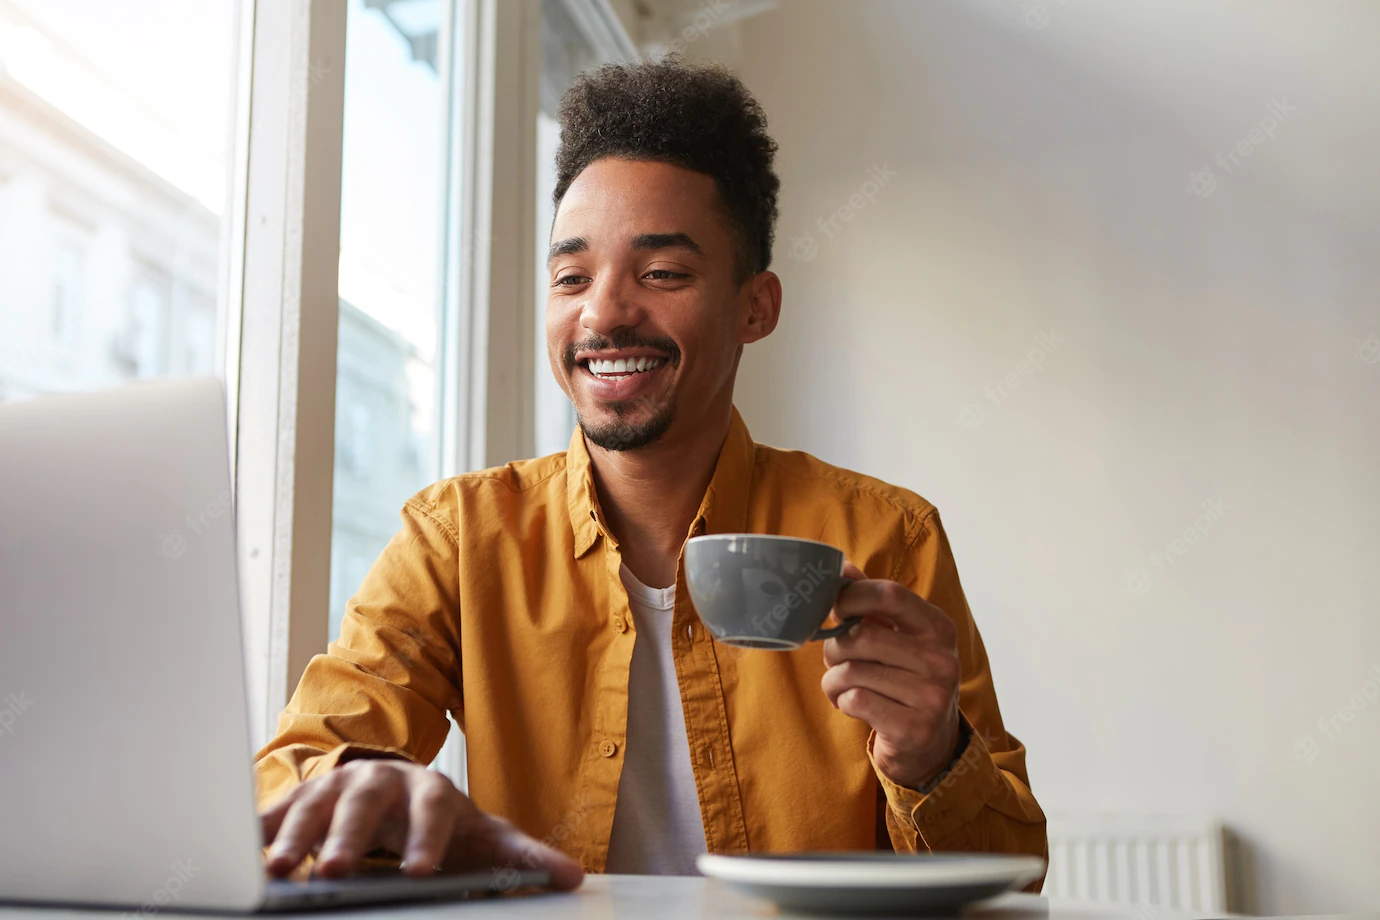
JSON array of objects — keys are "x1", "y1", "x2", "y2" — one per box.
[{"x1": 868, "y1": 715, "x2": 1006, "y2": 849}]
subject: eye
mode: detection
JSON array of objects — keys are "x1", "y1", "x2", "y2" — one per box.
[
  {"x1": 643, "y1": 269, "x2": 688, "y2": 281},
  {"x1": 554, "y1": 274, "x2": 589, "y2": 287}
]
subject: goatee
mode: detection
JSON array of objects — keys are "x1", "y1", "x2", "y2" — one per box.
[{"x1": 579, "y1": 402, "x2": 674, "y2": 451}]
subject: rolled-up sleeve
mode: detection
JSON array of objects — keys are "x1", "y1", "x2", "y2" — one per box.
[
  {"x1": 872, "y1": 509, "x2": 1047, "y2": 883},
  {"x1": 253, "y1": 496, "x2": 463, "y2": 810}
]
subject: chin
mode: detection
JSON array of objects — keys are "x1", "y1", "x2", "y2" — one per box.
[{"x1": 578, "y1": 402, "x2": 675, "y2": 452}]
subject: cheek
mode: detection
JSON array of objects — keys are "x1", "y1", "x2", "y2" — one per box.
[
  {"x1": 545, "y1": 302, "x2": 575, "y2": 368},
  {"x1": 544, "y1": 313, "x2": 577, "y2": 398},
  {"x1": 546, "y1": 343, "x2": 567, "y2": 391},
  {"x1": 673, "y1": 295, "x2": 741, "y2": 365},
  {"x1": 693, "y1": 306, "x2": 747, "y2": 371}
]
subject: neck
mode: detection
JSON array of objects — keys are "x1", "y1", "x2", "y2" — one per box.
[{"x1": 587, "y1": 408, "x2": 733, "y2": 589}]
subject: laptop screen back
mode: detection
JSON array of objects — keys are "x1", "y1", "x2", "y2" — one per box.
[{"x1": 0, "y1": 379, "x2": 264, "y2": 911}]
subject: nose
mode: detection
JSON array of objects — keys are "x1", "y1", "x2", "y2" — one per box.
[{"x1": 579, "y1": 274, "x2": 647, "y2": 339}]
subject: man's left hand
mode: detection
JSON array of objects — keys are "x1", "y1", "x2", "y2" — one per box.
[{"x1": 820, "y1": 563, "x2": 963, "y2": 790}]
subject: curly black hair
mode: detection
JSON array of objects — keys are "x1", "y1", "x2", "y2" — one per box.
[{"x1": 552, "y1": 55, "x2": 780, "y2": 282}]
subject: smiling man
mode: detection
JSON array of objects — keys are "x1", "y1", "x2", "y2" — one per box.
[{"x1": 255, "y1": 56, "x2": 1045, "y2": 887}]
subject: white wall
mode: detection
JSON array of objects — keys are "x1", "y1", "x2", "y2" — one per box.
[{"x1": 725, "y1": 1, "x2": 1380, "y2": 914}]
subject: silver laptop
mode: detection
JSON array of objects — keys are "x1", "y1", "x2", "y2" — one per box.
[{"x1": 0, "y1": 378, "x2": 546, "y2": 911}]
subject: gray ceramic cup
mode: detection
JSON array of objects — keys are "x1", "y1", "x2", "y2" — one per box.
[{"x1": 683, "y1": 534, "x2": 861, "y2": 650}]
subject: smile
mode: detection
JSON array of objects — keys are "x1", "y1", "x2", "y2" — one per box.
[{"x1": 581, "y1": 356, "x2": 667, "y2": 378}]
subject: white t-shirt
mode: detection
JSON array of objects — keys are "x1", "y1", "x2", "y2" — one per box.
[{"x1": 604, "y1": 564, "x2": 709, "y2": 875}]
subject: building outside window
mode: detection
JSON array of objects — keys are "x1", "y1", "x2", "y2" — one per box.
[
  {"x1": 328, "y1": 0, "x2": 447, "y2": 643},
  {"x1": 0, "y1": 0, "x2": 233, "y2": 400},
  {"x1": 49, "y1": 231, "x2": 85, "y2": 350},
  {"x1": 0, "y1": 0, "x2": 656, "y2": 771}
]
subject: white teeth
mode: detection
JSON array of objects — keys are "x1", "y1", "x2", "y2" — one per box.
[{"x1": 586, "y1": 357, "x2": 665, "y2": 377}]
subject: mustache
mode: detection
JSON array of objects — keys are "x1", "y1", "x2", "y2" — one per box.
[{"x1": 563, "y1": 330, "x2": 682, "y2": 370}]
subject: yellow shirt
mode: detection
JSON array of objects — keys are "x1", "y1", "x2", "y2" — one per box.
[{"x1": 255, "y1": 408, "x2": 1047, "y2": 875}]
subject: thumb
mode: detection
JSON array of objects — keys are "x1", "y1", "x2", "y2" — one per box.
[
  {"x1": 489, "y1": 821, "x2": 585, "y2": 891},
  {"x1": 842, "y1": 560, "x2": 867, "y2": 582}
]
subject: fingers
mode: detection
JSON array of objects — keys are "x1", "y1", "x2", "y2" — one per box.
[
  {"x1": 822, "y1": 621, "x2": 935, "y2": 670},
  {"x1": 264, "y1": 773, "x2": 348, "y2": 877},
  {"x1": 821, "y1": 658, "x2": 953, "y2": 713},
  {"x1": 833, "y1": 577, "x2": 956, "y2": 644},
  {"x1": 257, "y1": 760, "x2": 585, "y2": 890},
  {"x1": 315, "y1": 762, "x2": 409, "y2": 878},
  {"x1": 401, "y1": 772, "x2": 462, "y2": 877},
  {"x1": 486, "y1": 818, "x2": 585, "y2": 891},
  {"x1": 833, "y1": 683, "x2": 959, "y2": 752},
  {"x1": 260, "y1": 781, "x2": 308, "y2": 848},
  {"x1": 834, "y1": 685, "x2": 917, "y2": 739}
]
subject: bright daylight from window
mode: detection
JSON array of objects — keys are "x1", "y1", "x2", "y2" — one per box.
[
  {"x1": 0, "y1": 0, "x2": 235, "y2": 400},
  {"x1": 329, "y1": 0, "x2": 446, "y2": 642}
]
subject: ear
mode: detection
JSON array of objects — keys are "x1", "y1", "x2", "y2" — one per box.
[{"x1": 739, "y1": 271, "x2": 782, "y2": 344}]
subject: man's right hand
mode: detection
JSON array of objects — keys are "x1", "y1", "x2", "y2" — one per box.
[{"x1": 259, "y1": 758, "x2": 584, "y2": 890}]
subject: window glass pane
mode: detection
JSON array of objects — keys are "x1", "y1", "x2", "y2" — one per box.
[
  {"x1": 0, "y1": 0, "x2": 238, "y2": 400},
  {"x1": 533, "y1": 0, "x2": 613, "y2": 457},
  {"x1": 330, "y1": 0, "x2": 446, "y2": 642}
]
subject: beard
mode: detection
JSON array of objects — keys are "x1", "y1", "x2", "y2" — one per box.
[
  {"x1": 564, "y1": 329, "x2": 681, "y2": 451},
  {"x1": 579, "y1": 400, "x2": 675, "y2": 451}
]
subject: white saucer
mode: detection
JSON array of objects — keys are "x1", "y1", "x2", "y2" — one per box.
[{"x1": 697, "y1": 852, "x2": 1046, "y2": 916}]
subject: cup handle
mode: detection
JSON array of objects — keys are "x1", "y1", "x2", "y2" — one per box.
[{"x1": 810, "y1": 577, "x2": 859, "y2": 641}]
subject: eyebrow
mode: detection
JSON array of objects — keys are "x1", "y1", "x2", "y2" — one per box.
[
  {"x1": 631, "y1": 232, "x2": 705, "y2": 257},
  {"x1": 546, "y1": 232, "x2": 706, "y2": 265},
  {"x1": 547, "y1": 236, "x2": 588, "y2": 263}
]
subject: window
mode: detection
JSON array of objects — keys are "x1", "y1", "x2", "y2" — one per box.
[
  {"x1": 533, "y1": 0, "x2": 635, "y2": 456},
  {"x1": 329, "y1": 0, "x2": 449, "y2": 643},
  {"x1": 177, "y1": 293, "x2": 218, "y2": 375},
  {"x1": 50, "y1": 230, "x2": 86, "y2": 351},
  {"x1": 0, "y1": 0, "x2": 239, "y2": 401},
  {"x1": 121, "y1": 265, "x2": 173, "y2": 376},
  {"x1": 0, "y1": 0, "x2": 646, "y2": 768}
]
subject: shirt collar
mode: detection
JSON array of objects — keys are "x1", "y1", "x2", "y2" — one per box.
[{"x1": 566, "y1": 407, "x2": 756, "y2": 559}]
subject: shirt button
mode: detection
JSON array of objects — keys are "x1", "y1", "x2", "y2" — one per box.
[
  {"x1": 613, "y1": 617, "x2": 627, "y2": 633},
  {"x1": 599, "y1": 740, "x2": 617, "y2": 758}
]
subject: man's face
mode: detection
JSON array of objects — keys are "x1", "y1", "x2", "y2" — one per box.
[{"x1": 546, "y1": 158, "x2": 776, "y2": 452}]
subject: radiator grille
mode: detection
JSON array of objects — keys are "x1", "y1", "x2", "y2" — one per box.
[{"x1": 1045, "y1": 815, "x2": 1229, "y2": 914}]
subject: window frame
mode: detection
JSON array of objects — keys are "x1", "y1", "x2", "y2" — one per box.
[
  {"x1": 231, "y1": 0, "x2": 348, "y2": 753},
  {"x1": 226, "y1": 0, "x2": 632, "y2": 771}
]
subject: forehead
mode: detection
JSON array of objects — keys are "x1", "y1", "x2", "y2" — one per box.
[{"x1": 552, "y1": 158, "x2": 729, "y2": 245}]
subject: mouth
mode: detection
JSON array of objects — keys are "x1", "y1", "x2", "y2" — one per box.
[
  {"x1": 579, "y1": 354, "x2": 669, "y2": 379},
  {"x1": 573, "y1": 350, "x2": 672, "y2": 402}
]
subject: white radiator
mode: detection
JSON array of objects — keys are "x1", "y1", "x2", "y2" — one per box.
[{"x1": 1045, "y1": 815, "x2": 1229, "y2": 914}]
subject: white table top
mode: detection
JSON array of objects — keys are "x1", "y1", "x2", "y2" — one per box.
[{"x1": 0, "y1": 874, "x2": 1313, "y2": 920}]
